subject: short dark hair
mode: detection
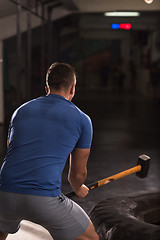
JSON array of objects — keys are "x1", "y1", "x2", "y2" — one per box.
[{"x1": 46, "y1": 62, "x2": 76, "y2": 90}]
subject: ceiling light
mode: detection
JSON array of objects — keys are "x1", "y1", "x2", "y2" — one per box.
[
  {"x1": 144, "y1": 0, "x2": 154, "y2": 4},
  {"x1": 104, "y1": 11, "x2": 140, "y2": 17}
]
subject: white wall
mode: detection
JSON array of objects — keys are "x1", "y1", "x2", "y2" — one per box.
[{"x1": 0, "y1": 41, "x2": 4, "y2": 123}]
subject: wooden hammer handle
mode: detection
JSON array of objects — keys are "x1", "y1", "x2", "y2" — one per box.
[
  {"x1": 98, "y1": 164, "x2": 141, "y2": 187},
  {"x1": 66, "y1": 165, "x2": 141, "y2": 198}
]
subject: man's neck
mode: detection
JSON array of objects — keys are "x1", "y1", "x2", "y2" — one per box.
[{"x1": 49, "y1": 90, "x2": 70, "y2": 101}]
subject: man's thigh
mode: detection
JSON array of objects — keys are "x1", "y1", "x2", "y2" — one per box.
[
  {"x1": 0, "y1": 191, "x2": 91, "y2": 240},
  {"x1": 36, "y1": 194, "x2": 91, "y2": 240},
  {"x1": 0, "y1": 191, "x2": 21, "y2": 234}
]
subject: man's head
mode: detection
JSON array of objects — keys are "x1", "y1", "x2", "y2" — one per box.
[{"x1": 46, "y1": 62, "x2": 76, "y2": 101}]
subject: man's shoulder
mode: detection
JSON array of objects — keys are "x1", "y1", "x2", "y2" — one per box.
[
  {"x1": 19, "y1": 97, "x2": 42, "y2": 109},
  {"x1": 69, "y1": 102, "x2": 84, "y2": 116},
  {"x1": 70, "y1": 102, "x2": 92, "y2": 124},
  {"x1": 11, "y1": 97, "x2": 41, "y2": 119}
]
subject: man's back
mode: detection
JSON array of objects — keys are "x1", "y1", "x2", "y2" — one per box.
[{"x1": 0, "y1": 94, "x2": 92, "y2": 197}]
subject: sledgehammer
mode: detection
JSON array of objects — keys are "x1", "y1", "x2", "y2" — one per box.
[{"x1": 66, "y1": 154, "x2": 150, "y2": 198}]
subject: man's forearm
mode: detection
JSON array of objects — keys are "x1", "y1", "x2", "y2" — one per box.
[
  {"x1": 68, "y1": 170, "x2": 87, "y2": 192},
  {"x1": 68, "y1": 148, "x2": 90, "y2": 194}
]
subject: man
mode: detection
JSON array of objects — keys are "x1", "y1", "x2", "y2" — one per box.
[{"x1": 0, "y1": 62, "x2": 99, "y2": 240}]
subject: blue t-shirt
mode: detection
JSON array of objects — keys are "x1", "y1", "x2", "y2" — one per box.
[{"x1": 0, "y1": 94, "x2": 93, "y2": 197}]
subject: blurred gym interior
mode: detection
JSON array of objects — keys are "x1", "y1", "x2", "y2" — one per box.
[{"x1": 0, "y1": 0, "x2": 160, "y2": 238}]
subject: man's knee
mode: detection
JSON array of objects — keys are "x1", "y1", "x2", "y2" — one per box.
[
  {"x1": 0, "y1": 231, "x2": 8, "y2": 240},
  {"x1": 75, "y1": 221, "x2": 99, "y2": 240}
]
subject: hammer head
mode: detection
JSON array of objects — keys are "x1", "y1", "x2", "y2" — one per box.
[{"x1": 136, "y1": 154, "x2": 150, "y2": 178}]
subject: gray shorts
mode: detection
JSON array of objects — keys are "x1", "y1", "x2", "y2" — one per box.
[{"x1": 0, "y1": 191, "x2": 90, "y2": 240}]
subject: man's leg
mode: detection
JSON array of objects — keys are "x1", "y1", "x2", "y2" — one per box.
[
  {"x1": 0, "y1": 231, "x2": 8, "y2": 240},
  {"x1": 75, "y1": 221, "x2": 99, "y2": 240}
]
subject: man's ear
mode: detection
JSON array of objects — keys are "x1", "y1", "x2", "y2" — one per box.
[
  {"x1": 70, "y1": 85, "x2": 75, "y2": 95},
  {"x1": 68, "y1": 83, "x2": 76, "y2": 101},
  {"x1": 45, "y1": 85, "x2": 50, "y2": 94},
  {"x1": 70, "y1": 83, "x2": 75, "y2": 95}
]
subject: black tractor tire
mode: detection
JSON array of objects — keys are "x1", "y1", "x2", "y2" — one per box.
[{"x1": 90, "y1": 192, "x2": 160, "y2": 240}]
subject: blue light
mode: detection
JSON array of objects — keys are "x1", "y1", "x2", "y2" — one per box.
[{"x1": 111, "y1": 23, "x2": 119, "y2": 29}]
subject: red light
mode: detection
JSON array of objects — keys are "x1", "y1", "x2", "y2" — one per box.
[
  {"x1": 125, "y1": 23, "x2": 131, "y2": 30},
  {"x1": 119, "y1": 23, "x2": 131, "y2": 30},
  {"x1": 119, "y1": 23, "x2": 124, "y2": 29}
]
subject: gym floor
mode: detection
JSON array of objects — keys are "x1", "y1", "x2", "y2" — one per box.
[{"x1": 0, "y1": 90, "x2": 160, "y2": 239}]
